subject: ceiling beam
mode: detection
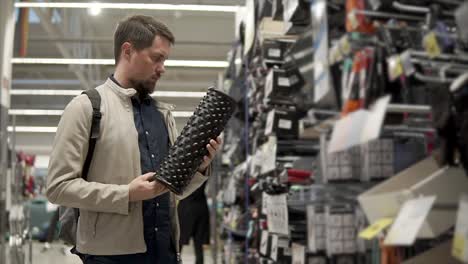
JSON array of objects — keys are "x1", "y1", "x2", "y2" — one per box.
[{"x1": 28, "y1": 36, "x2": 233, "y2": 47}]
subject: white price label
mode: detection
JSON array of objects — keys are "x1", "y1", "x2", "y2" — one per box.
[
  {"x1": 278, "y1": 119, "x2": 292, "y2": 130},
  {"x1": 270, "y1": 235, "x2": 279, "y2": 261},
  {"x1": 278, "y1": 77, "x2": 291, "y2": 87},
  {"x1": 260, "y1": 230, "x2": 269, "y2": 255},
  {"x1": 292, "y1": 243, "x2": 305, "y2": 264},
  {"x1": 384, "y1": 196, "x2": 436, "y2": 246},
  {"x1": 453, "y1": 194, "x2": 468, "y2": 262},
  {"x1": 307, "y1": 205, "x2": 317, "y2": 252},
  {"x1": 268, "y1": 48, "x2": 281, "y2": 58},
  {"x1": 266, "y1": 193, "x2": 289, "y2": 235}
]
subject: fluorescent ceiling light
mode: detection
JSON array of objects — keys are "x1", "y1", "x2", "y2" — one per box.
[
  {"x1": 11, "y1": 89, "x2": 206, "y2": 98},
  {"x1": 14, "y1": 2, "x2": 239, "y2": 13},
  {"x1": 8, "y1": 126, "x2": 57, "y2": 133},
  {"x1": 9, "y1": 109, "x2": 64, "y2": 116},
  {"x1": 88, "y1": 2, "x2": 102, "y2": 16},
  {"x1": 11, "y1": 90, "x2": 81, "y2": 96},
  {"x1": 11, "y1": 58, "x2": 229, "y2": 68},
  {"x1": 9, "y1": 109, "x2": 194, "y2": 117}
]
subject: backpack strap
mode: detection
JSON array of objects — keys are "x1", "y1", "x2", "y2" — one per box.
[{"x1": 81, "y1": 89, "x2": 102, "y2": 181}]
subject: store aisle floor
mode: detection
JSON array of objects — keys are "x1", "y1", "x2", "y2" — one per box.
[{"x1": 31, "y1": 241, "x2": 215, "y2": 264}]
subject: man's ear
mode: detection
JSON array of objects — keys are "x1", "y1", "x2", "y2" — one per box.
[{"x1": 121, "y1": 42, "x2": 133, "y2": 61}]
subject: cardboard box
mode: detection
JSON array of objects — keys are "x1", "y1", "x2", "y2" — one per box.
[
  {"x1": 265, "y1": 109, "x2": 299, "y2": 139},
  {"x1": 402, "y1": 240, "x2": 462, "y2": 264},
  {"x1": 358, "y1": 156, "x2": 468, "y2": 238},
  {"x1": 258, "y1": 17, "x2": 297, "y2": 44},
  {"x1": 262, "y1": 40, "x2": 287, "y2": 63}
]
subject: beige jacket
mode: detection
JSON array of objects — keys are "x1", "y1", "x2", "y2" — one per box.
[{"x1": 46, "y1": 79, "x2": 208, "y2": 255}]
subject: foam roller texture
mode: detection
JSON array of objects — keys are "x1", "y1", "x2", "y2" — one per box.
[{"x1": 152, "y1": 88, "x2": 236, "y2": 194}]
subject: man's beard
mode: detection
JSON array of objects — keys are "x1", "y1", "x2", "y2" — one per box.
[{"x1": 129, "y1": 78, "x2": 156, "y2": 97}]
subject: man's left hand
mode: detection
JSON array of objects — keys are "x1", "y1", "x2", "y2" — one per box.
[{"x1": 198, "y1": 136, "x2": 223, "y2": 174}]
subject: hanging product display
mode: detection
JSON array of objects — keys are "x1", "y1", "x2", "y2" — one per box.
[
  {"x1": 215, "y1": 0, "x2": 468, "y2": 263},
  {"x1": 152, "y1": 88, "x2": 236, "y2": 195}
]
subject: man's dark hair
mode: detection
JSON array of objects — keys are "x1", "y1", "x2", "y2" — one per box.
[{"x1": 114, "y1": 15, "x2": 175, "y2": 64}]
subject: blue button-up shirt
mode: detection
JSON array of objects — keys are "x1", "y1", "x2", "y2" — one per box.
[{"x1": 110, "y1": 76, "x2": 176, "y2": 264}]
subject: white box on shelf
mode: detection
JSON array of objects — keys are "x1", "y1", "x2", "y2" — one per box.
[
  {"x1": 343, "y1": 227, "x2": 355, "y2": 239},
  {"x1": 344, "y1": 240, "x2": 357, "y2": 253},
  {"x1": 342, "y1": 214, "x2": 354, "y2": 226},
  {"x1": 358, "y1": 156, "x2": 468, "y2": 238},
  {"x1": 328, "y1": 214, "x2": 343, "y2": 227}
]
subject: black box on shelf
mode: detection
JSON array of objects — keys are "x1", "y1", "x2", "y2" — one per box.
[
  {"x1": 284, "y1": 22, "x2": 309, "y2": 36},
  {"x1": 264, "y1": 68, "x2": 305, "y2": 99},
  {"x1": 265, "y1": 109, "x2": 299, "y2": 139},
  {"x1": 262, "y1": 40, "x2": 287, "y2": 63}
]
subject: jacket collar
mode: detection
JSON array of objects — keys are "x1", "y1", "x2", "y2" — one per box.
[
  {"x1": 105, "y1": 78, "x2": 137, "y2": 99},
  {"x1": 106, "y1": 77, "x2": 176, "y2": 110}
]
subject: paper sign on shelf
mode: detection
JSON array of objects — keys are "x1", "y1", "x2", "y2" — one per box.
[
  {"x1": 307, "y1": 205, "x2": 317, "y2": 252},
  {"x1": 292, "y1": 243, "x2": 305, "y2": 264},
  {"x1": 260, "y1": 230, "x2": 269, "y2": 255},
  {"x1": 384, "y1": 196, "x2": 436, "y2": 246},
  {"x1": 271, "y1": 234, "x2": 279, "y2": 261},
  {"x1": 262, "y1": 192, "x2": 268, "y2": 215},
  {"x1": 266, "y1": 193, "x2": 289, "y2": 235},
  {"x1": 453, "y1": 194, "x2": 468, "y2": 262},
  {"x1": 358, "y1": 218, "x2": 394, "y2": 240},
  {"x1": 328, "y1": 95, "x2": 390, "y2": 153}
]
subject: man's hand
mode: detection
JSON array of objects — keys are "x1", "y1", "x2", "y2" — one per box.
[
  {"x1": 129, "y1": 172, "x2": 168, "y2": 202},
  {"x1": 198, "y1": 136, "x2": 223, "y2": 174}
]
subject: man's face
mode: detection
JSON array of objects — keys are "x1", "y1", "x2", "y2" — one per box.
[{"x1": 127, "y1": 35, "x2": 171, "y2": 96}]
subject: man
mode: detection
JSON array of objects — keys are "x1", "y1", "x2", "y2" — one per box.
[
  {"x1": 178, "y1": 182, "x2": 210, "y2": 264},
  {"x1": 47, "y1": 15, "x2": 221, "y2": 264}
]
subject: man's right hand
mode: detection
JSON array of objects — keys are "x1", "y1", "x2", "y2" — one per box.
[{"x1": 129, "y1": 172, "x2": 168, "y2": 202}]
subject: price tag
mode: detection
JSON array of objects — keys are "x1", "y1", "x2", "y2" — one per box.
[
  {"x1": 339, "y1": 35, "x2": 351, "y2": 56},
  {"x1": 387, "y1": 55, "x2": 403, "y2": 81},
  {"x1": 278, "y1": 119, "x2": 292, "y2": 130},
  {"x1": 278, "y1": 77, "x2": 291, "y2": 87},
  {"x1": 384, "y1": 196, "x2": 436, "y2": 246},
  {"x1": 262, "y1": 192, "x2": 268, "y2": 215},
  {"x1": 292, "y1": 243, "x2": 305, "y2": 264},
  {"x1": 270, "y1": 234, "x2": 279, "y2": 261},
  {"x1": 347, "y1": 10, "x2": 359, "y2": 30},
  {"x1": 260, "y1": 230, "x2": 269, "y2": 255},
  {"x1": 453, "y1": 194, "x2": 468, "y2": 262},
  {"x1": 268, "y1": 48, "x2": 281, "y2": 58},
  {"x1": 307, "y1": 205, "x2": 317, "y2": 252},
  {"x1": 423, "y1": 32, "x2": 441, "y2": 58},
  {"x1": 358, "y1": 218, "x2": 394, "y2": 240},
  {"x1": 400, "y1": 50, "x2": 415, "y2": 76},
  {"x1": 266, "y1": 193, "x2": 289, "y2": 235}
]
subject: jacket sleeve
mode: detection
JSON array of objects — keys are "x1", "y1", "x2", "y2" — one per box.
[{"x1": 46, "y1": 95, "x2": 130, "y2": 215}]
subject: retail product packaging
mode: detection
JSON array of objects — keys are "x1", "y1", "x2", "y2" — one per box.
[
  {"x1": 265, "y1": 109, "x2": 299, "y2": 139},
  {"x1": 258, "y1": 17, "x2": 296, "y2": 44},
  {"x1": 262, "y1": 39, "x2": 288, "y2": 64},
  {"x1": 264, "y1": 68, "x2": 305, "y2": 99},
  {"x1": 360, "y1": 139, "x2": 394, "y2": 181},
  {"x1": 402, "y1": 240, "x2": 461, "y2": 264},
  {"x1": 358, "y1": 157, "x2": 468, "y2": 238}
]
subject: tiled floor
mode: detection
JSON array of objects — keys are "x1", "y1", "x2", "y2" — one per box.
[{"x1": 16, "y1": 241, "x2": 216, "y2": 264}]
